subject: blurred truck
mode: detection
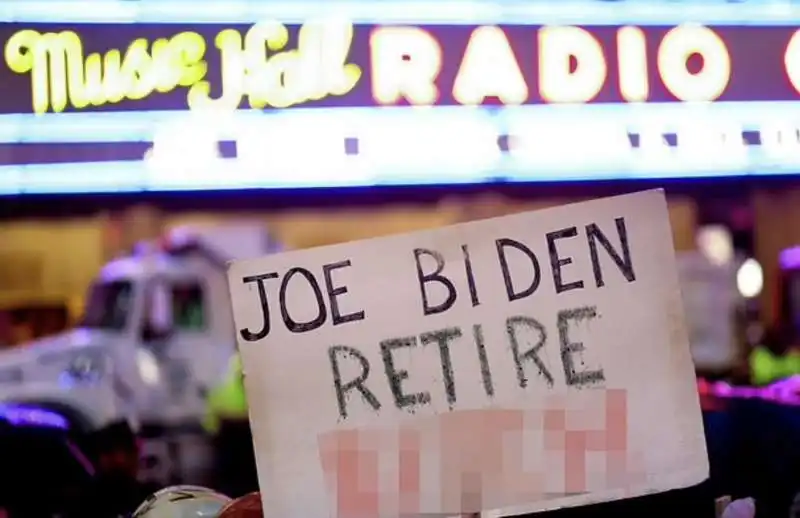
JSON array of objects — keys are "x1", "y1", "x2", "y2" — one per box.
[{"x1": 0, "y1": 223, "x2": 280, "y2": 482}]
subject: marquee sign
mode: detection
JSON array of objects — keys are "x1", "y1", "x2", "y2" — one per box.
[
  {"x1": 4, "y1": 22, "x2": 800, "y2": 115},
  {"x1": 3, "y1": 19, "x2": 800, "y2": 194}
]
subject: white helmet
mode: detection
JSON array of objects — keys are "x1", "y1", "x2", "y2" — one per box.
[{"x1": 132, "y1": 485, "x2": 232, "y2": 518}]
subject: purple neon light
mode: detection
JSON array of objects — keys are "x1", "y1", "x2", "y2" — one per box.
[
  {"x1": 0, "y1": 404, "x2": 70, "y2": 430},
  {"x1": 780, "y1": 246, "x2": 800, "y2": 271},
  {"x1": 65, "y1": 439, "x2": 96, "y2": 476}
]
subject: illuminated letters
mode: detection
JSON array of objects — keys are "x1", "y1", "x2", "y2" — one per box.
[
  {"x1": 785, "y1": 30, "x2": 800, "y2": 96},
  {"x1": 657, "y1": 24, "x2": 731, "y2": 102},
  {"x1": 5, "y1": 20, "x2": 361, "y2": 114},
  {"x1": 617, "y1": 27, "x2": 649, "y2": 102},
  {"x1": 369, "y1": 27, "x2": 442, "y2": 105},
  {"x1": 452, "y1": 26, "x2": 528, "y2": 105},
  {"x1": 538, "y1": 26, "x2": 607, "y2": 103},
  {"x1": 4, "y1": 30, "x2": 207, "y2": 115},
  {"x1": 186, "y1": 29, "x2": 245, "y2": 111},
  {"x1": 4, "y1": 22, "x2": 751, "y2": 114},
  {"x1": 188, "y1": 20, "x2": 361, "y2": 110}
]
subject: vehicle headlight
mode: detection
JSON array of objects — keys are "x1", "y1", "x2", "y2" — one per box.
[{"x1": 61, "y1": 352, "x2": 106, "y2": 384}]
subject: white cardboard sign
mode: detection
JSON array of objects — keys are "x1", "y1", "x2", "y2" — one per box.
[{"x1": 227, "y1": 189, "x2": 708, "y2": 518}]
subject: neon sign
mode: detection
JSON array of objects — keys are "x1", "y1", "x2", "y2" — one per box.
[
  {"x1": 371, "y1": 23, "x2": 731, "y2": 106},
  {"x1": 4, "y1": 21, "x2": 800, "y2": 193},
  {"x1": 3, "y1": 20, "x2": 361, "y2": 115},
  {"x1": 5, "y1": 22, "x2": 800, "y2": 115}
]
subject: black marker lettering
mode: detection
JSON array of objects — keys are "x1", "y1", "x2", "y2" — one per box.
[
  {"x1": 414, "y1": 248, "x2": 457, "y2": 316},
  {"x1": 496, "y1": 238, "x2": 541, "y2": 302},
  {"x1": 328, "y1": 345, "x2": 381, "y2": 420},
  {"x1": 381, "y1": 337, "x2": 431, "y2": 411},
  {"x1": 420, "y1": 327, "x2": 462, "y2": 407},
  {"x1": 239, "y1": 273, "x2": 279, "y2": 341},
  {"x1": 506, "y1": 316, "x2": 553, "y2": 388},
  {"x1": 279, "y1": 268, "x2": 327, "y2": 333},
  {"x1": 322, "y1": 260, "x2": 365, "y2": 326},
  {"x1": 557, "y1": 306, "x2": 605, "y2": 387},
  {"x1": 586, "y1": 217, "x2": 636, "y2": 288},
  {"x1": 462, "y1": 244, "x2": 480, "y2": 307},
  {"x1": 546, "y1": 226, "x2": 585, "y2": 294},
  {"x1": 473, "y1": 324, "x2": 494, "y2": 397}
]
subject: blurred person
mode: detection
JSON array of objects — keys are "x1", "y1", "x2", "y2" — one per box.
[
  {"x1": 204, "y1": 354, "x2": 258, "y2": 498},
  {"x1": 0, "y1": 414, "x2": 96, "y2": 517},
  {"x1": 749, "y1": 326, "x2": 800, "y2": 386},
  {"x1": 74, "y1": 422, "x2": 160, "y2": 518}
]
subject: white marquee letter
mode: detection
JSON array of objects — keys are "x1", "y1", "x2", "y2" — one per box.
[
  {"x1": 369, "y1": 27, "x2": 442, "y2": 106},
  {"x1": 539, "y1": 26, "x2": 607, "y2": 103},
  {"x1": 453, "y1": 26, "x2": 528, "y2": 105},
  {"x1": 658, "y1": 24, "x2": 730, "y2": 102},
  {"x1": 618, "y1": 26, "x2": 649, "y2": 102}
]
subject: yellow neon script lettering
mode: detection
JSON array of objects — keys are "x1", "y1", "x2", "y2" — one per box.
[
  {"x1": 187, "y1": 20, "x2": 361, "y2": 110},
  {"x1": 5, "y1": 21, "x2": 360, "y2": 114},
  {"x1": 4, "y1": 30, "x2": 207, "y2": 114}
]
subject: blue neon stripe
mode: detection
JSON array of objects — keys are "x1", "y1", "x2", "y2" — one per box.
[
  {"x1": 2, "y1": 1, "x2": 800, "y2": 25},
  {"x1": 0, "y1": 156, "x2": 798, "y2": 196},
  {"x1": 2, "y1": 102, "x2": 800, "y2": 144},
  {"x1": 1, "y1": 101, "x2": 800, "y2": 195}
]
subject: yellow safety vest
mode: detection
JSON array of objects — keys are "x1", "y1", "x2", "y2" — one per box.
[
  {"x1": 750, "y1": 346, "x2": 800, "y2": 386},
  {"x1": 203, "y1": 355, "x2": 249, "y2": 434}
]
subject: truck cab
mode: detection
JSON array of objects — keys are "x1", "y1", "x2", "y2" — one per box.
[{"x1": 0, "y1": 224, "x2": 277, "y2": 433}]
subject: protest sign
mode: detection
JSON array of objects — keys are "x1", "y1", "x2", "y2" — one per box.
[{"x1": 227, "y1": 189, "x2": 707, "y2": 518}]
